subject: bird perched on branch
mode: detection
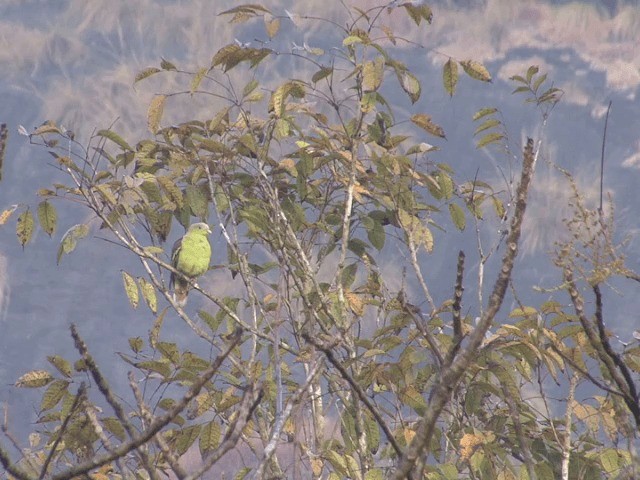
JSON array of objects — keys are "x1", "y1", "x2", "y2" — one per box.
[{"x1": 170, "y1": 222, "x2": 212, "y2": 306}]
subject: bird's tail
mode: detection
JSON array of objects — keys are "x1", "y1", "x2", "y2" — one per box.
[{"x1": 171, "y1": 274, "x2": 189, "y2": 307}]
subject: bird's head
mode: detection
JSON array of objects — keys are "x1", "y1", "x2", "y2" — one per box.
[{"x1": 188, "y1": 222, "x2": 212, "y2": 235}]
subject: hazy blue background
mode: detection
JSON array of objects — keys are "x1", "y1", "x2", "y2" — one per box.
[{"x1": 1, "y1": 0, "x2": 639, "y2": 455}]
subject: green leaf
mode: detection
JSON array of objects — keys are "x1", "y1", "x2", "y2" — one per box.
[
  {"x1": 509, "y1": 306, "x2": 538, "y2": 318},
  {"x1": 57, "y1": 223, "x2": 89, "y2": 264},
  {"x1": 532, "y1": 72, "x2": 547, "y2": 94},
  {"x1": 157, "y1": 342, "x2": 180, "y2": 364},
  {"x1": 474, "y1": 118, "x2": 500, "y2": 135},
  {"x1": 242, "y1": 79, "x2": 259, "y2": 98},
  {"x1": 175, "y1": 425, "x2": 201, "y2": 456},
  {"x1": 103, "y1": 417, "x2": 127, "y2": 441},
  {"x1": 343, "y1": 35, "x2": 363, "y2": 46},
  {"x1": 442, "y1": 58, "x2": 458, "y2": 96},
  {"x1": 219, "y1": 4, "x2": 271, "y2": 16},
  {"x1": 438, "y1": 172, "x2": 454, "y2": 200},
  {"x1": 365, "y1": 469, "x2": 384, "y2": 480},
  {"x1": 472, "y1": 107, "x2": 498, "y2": 121},
  {"x1": 136, "y1": 359, "x2": 172, "y2": 379},
  {"x1": 134, "y1": 67, "x2": 161, "y2": 84},
  {"x1": 341, "y1": 263, "x2": 358, "y2": 289},
  {"x1": 476, "y1": 132, "x2": 505, "y2": 149},
  {"x1": 312, "y1": 67, "x2": 332, "y2": 84},
  {"x1": 325, "y1": 450, "x2": 349, "y2": 477},
  {"x1": 403, "y1": 4, "x2": 433, "y2": 25},
  {"x1": 190, "y1": 66, "x2": 208, "y2": 94},
  {"x1": 526, "y1": 65, "x2": 539, "y2": 82},
  {"x1": 233, "y1": 468, "x2": 251, "y2": 480},
  {"x1": 366, "y1": 215, "x2": 386, "y2": 251},
  {"x1": 199, "y1": 309, "x2": 222, "y2": 333},
  {"x1": 147, "y1": 94, "x2": 166, "y2": 134},
  {"x1": 186, "y1": 185, "x2": 209, "y2": 220},
  {"x1": 449, "y1": 203, "x2": 465, "y2": 231},
  {"x1": 401, "y1": 385, "x2": 428, "y2": 415},
  {"x1": 16, "y1": 209, "x2": 34, "y2": 247},
  {"x1": 129, "y1": 336, "x2": 144, "y2": 353},
  {"x1": 199, "y1": 420, "x2": 221, "y2": 456},
  {"x1": 96, "y1": 129, "x2": 133, "y2": 151},
  {"x1": 364, "y1": 410, "x2": 380, "y2": 454},
  {"x1": 122, "y1": 271, "x2": 139, "y2": 309},
  {"x1": 40, "y1": 380, "x2": 69, "y2": 410},
  {"x1": 47, "y1": 355, "x2": 72, "y2": 378},
  {"x1": 160, "y1": 58, "x2": 177, "y2": 71}
]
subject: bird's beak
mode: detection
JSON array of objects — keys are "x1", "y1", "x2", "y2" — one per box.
[{"x1": 206, "y1": 226, "x2": 212, "y2": 234}]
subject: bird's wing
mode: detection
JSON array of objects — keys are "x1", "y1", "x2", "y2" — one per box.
[{"x1": 169, "y1": 235, "x2": 183, "y2": 289}]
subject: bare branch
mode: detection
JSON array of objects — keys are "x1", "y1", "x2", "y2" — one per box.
[{"x1": 392, "y1": 138, "x2": 537, "y2": 479}]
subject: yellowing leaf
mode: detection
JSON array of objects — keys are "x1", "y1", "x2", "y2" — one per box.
[
  {"x1": 461, "y1": 60, "x2": 492, "y2": 82},
  {"x1": 403, "y1": 427, "x2": 416, "y2": 445},
  {"x1": 346, "y1": 291, "x2": 365, "y2": 316},
  {"x1": 122, "y1": 271, "x2": 139, "y2": 309},
  {"x1": 149, "y1": 307, "x2": 168, "y2": 349},
  {"x1": 15, "y1": 370, "x2": 54, "y2": 388},
  {"x1": 16, "y1": 209, "x2": 34, "y2": 247},
  {"x1": 311, "y1": 458, "x2": 323, "y2": 476},
  {"x1": 264, "y1": 15, "x2": 280, "y2": 39},
  {"x1": 362, "y1": 56, "x2": 385, "y2": 92},
  {"x1": 411, "y1": 113, "x2": 445, "y2": 138},
  {"x1": 0, "y1": 205, "x2": 18, "y2": 225},
  {"x1": 157, "y1": 175, "x2": 184, "y2": 209},
  {"x1": 148, "y1": 94, "x2": 166, "y2": 134},
  {"x1": 398, "y1": 70, "x2": 421, "y2": 104},
  {"x1": 460, "y1": 432, "x2": 484, "y2": 461},
  {"x1": 138, "y1": 277, "x2": 157, "y2": 314}
]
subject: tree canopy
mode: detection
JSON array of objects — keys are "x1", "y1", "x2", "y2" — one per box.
[{"x1": 2, "y1": 3, "x2": 640, "y2": 480}]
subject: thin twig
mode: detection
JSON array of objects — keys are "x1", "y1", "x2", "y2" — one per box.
[
  {"x1": 70, "y1": 324, "x2": 158, "y2": 480},
  {"x1": 304, "y1": 333, "x2": 403, "y2": 457},
  {"x1": 561, "y1": 374, "x2": 577, "y2": 480},
  {"x1": 599, "y1": 100, "x2": 612, "y2": 213},
  {"x1": 392, "y1": 138, "x2": 537, "y2": 479},
  {"x1": 50, "y1": 329, "x2": 243, "y2": 480}
]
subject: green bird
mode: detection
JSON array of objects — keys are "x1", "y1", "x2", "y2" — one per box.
[{"x1": 170, "y1": 222, "x2": 212, "y2": 306}]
